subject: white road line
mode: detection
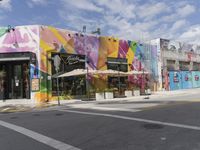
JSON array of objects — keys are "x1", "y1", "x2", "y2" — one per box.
[
  {"x1": 91, "y1": 107, "x2": 141, "y2": 112},
  {"x1": 69, "y1": 105, "x2": 141, "y2": 112},
  {"x1": 61, "y1": 109, "x2": 200, "y2": 131},
  {"x1": 0, "y1": 120, "x2": 81, "y2": 150}
]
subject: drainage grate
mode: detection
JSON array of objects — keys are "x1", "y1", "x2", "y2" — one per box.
[
  {"x1": 33, "y1": 114, "x2": 40, "y2": 116},
  {"x1": 143, "y1": 123, "x2": 164, "y2": 129},
  {"x1": 55, "y1": 113, "x2": 64, "y2": 116},
  {"x1": 10, "y1": 116, "x2": 18, "y2": 119}
]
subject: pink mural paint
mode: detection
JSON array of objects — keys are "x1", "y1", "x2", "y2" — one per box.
[
  {"x1": 3, "y1": 28, "x2": 31, "y2": 44},
  {"x1": 40, "y1": 27, "x2": 60, "y2": 48},
  {"x1": 0, "y1": 46, "x2": 35, "y2": 53},
  {"x1": 1, "y1": 26, "x2": 38, "y2": 53},
  {"x1": 118, "y1": 40, "x2": 129, "y2": 58}
]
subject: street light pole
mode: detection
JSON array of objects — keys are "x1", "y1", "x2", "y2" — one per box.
[
  {"x1": 141, "y1": 68, "x2": 145, "y2": 95},
  {"x1": 56, "y1": 76, "x2": 60, "y2": 105},
  {"x1": 86, "y1": 65, "x2": 90, "y2": 101},
  {"x1": 118, "y1": 64, "x2": 121, "y2": 95},
  {"x1": 85, "y1": 55, "x2": 91, "y2": 101},
  {"x1": 53, "y1": 54, "x2": 61, "y2": 106}
]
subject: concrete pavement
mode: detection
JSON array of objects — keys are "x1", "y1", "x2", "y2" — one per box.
[
  {"x1": 1, "y1": 88, "x2": 200, "y2": 113},
  {"x1": 2, "y1": 101, "x2": 200, "y2": 150},
  {"x1": 49, "y1": 87, "x2": 200, "y2": 105}
]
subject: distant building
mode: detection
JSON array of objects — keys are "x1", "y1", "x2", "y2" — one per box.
[{"x1": 152, "y1": 38, "x2": 200, "y2": 91}]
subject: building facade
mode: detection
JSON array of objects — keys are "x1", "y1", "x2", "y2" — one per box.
[
  {"x1": 0, "y1": 25, "x2": 159, "y2": 102},
  {"x1": 152, "y1": 38, "x2": 200, "y2": 91}
]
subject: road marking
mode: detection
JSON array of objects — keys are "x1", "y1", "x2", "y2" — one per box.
[
  {"x1": 61, "y1": 109, "x2": 200, "y2": 131},
  {"x1": 69, "y1": 105, "x2": 141, "y2": 112},
  {"x1": 0, "y1": 120, "x2": 81, "y2": 150},
  {"x1": 91, "y1": 107, "x2": 141, "y2": 112}
]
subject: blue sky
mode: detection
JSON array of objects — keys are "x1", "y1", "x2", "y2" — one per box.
[{"x1": 0, "y1": 0, "x2": 200, "y2": 43}]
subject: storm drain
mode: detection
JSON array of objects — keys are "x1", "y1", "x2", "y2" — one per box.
[
  {"x1": 143, "y1": 123, "x2": 164, "y2": 129},
  {"x1": 55, "y1": 113, "x2": 64, "y2": 116},
  {"x1": 33, "y1": 114, "x2": 40, "y2": 116},
  {"x1": 10, "y1": 116, "x2": 18, "y2": 119}
]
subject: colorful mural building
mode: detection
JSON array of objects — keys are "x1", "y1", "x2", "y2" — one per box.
[
  {"x1": 152, "y1": 38, "x2": 200, "y2": 91},
  {"x1": 0, "y1": 25, "x2": 165, "y2": 103}
]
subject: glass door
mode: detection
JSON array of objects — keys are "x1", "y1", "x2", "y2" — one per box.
[
  {"x1": 12, "y1": 64, "x2": 23, "y2": 99},
  {"x1": 0, "y1": 64, "x2": 6, "y2": 100}
]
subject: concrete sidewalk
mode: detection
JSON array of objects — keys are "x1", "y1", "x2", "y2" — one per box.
[
  {"x1": 1, "y1": 88, "x2": 200, "y2": 113},
  {"x1": 49, "y1": 87, "x2": 200, "y2": 105}
]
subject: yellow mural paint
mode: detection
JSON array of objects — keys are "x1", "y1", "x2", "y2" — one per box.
[
  {"x1": 34, "y1": 92, "x2": 48, "y2": 103},
  {"x1": 63, "y1": 38, "x2": 75, "y2": 54},
  {"x1": 48, "y1": 26, "x2": 67, "y2": 45},
  {"x1": 98, "y1": 37, "x2": 108, "y2": 70},
  {"x1": 40, "y1": 39, "x2": 54, "y2": 52},
  {"x1": 127, "y1": 47, "x2": 134, "y2": 71},
  {"x1": 108, "y1": 37, "x2": 119, "y2": 57}
]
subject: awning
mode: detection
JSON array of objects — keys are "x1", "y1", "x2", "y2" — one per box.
[
  {"x1": 58, "y1": 69, "x2": 97, "y2": 78},
  {"x1": 0, "y1": 57, "x2": 30, "y2": 62},
  {"x1": 126, "y1": 70, "x2": 149, "y2": 75},
  {"x1": 58, "y1": 69, "x2": 149, "y2": 78},
  {"x1": 95, "y1": 69, "x2": 127, "y2": 76}
]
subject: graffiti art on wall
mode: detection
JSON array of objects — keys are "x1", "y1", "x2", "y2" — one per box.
[
  {"x1": 181, "y1": 71, "x2": 193, "y2": 89},
  {"x1": 0, "y1": 25, "x2": 39, "y2": 53},
  {"x1": 160, "y1": 38, "x2": 200, "y2": 53},
  {"x1": 1, "y1": 25, "x2": 160, "y2": 102}
]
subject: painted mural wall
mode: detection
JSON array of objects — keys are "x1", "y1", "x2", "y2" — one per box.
[
  {"x1": 39, "y1": 26, "x2": 159, "y2": 101},
  {"x1": 0, "y1": 25, "x2": 159, "y2": 102},
  {"x1": 157, "y1": 39, "x2": 200, "y2": 89},
  {"x1": 0, "y1": 25, "x2": 40, "y2": 101},
  {"x1": 192, "y1": 71, "x2": 200, "y2": 88},
  {"x1": 169, "y1": 71, "x2": 182, "y2": 90},
  {"x1": 0, "y1": 25, "x2": 39, "y2": 54},
  {"x1": 169, "y1": 71, "x2": 200, "y2": 90},
  {"x1": 151, "y1": 39, "x2": 162, "y2": 90},
  {"x1": 181, "y1": 71, "x2": 193, "y2": 89}
]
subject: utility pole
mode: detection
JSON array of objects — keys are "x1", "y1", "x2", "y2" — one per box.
[{"x1": 53, "y1": 55, "x2": 61, "y2": 105}]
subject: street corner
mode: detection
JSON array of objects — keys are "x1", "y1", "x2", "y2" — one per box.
[
  {"x1": 33, "y1": 102, "x2": 58, "y2": 110},
  {"x1": 0, "y1": 105, "x2": 34, "y2": 114}
]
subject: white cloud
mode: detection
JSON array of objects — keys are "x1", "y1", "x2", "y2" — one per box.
[
  {"x1": 27, "y1": 0, "x2": 49, "y2": 8},
  {"x1": 137, "y1": 2, "x2": 170, "y2": 20},
  {"x1": 57, "y1": 0, "x2": 199, "y2": 44},
  {"x1": 58, "y1": 8, "x2": 104, "y2": 33},
  {"x1": 177, "y1": 4, "x2": 196, "y2": 18},
  {"x1": 179, "y1": 25, "x2": 200, "y2": 44},
  {"x1": 61, "y1": 0, "x2": 103, "y2": 12},
  {"x1": 96, "y1": 0, "x2": 136, "y2": 19},
  {"x1": 133, "y1": 21, "x2": 159, "y2": 31},
  {"x1": 161, "y1": 3, "x2": 196, "y2": 23},
  {"x1": 170, "y1": 20, "x2": 187, "y2": 31},
  {"x1": 0, "y1": 0, "x2": 12, "y2": 11}
]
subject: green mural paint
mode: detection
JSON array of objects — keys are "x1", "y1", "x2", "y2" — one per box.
[
  {"x1": 0, "y1": 28, "x2": 7, "y2": 37},
  {"x1": 130, "y1": 41, "x2": 137, "y2": 53}
]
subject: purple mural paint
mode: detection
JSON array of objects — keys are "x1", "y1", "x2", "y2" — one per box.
[
  {"x1": 74, "y1": 34, "x2": 86, "y2": 55},
  {"x1": 84, "y1": 35, "x2": 99, "y2": 70}
]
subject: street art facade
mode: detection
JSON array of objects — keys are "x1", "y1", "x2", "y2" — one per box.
[
  {"x1": 0, "y1": 25, "x2": 159, "y2": 102},
  {"x1": 0, "y1": 25, "x2": 39, "y2": 100},
  {"x1": 154, "y1": 38, "x2": 200, "y2": 91}
]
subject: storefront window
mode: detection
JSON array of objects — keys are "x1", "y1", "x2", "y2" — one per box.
[
  {"x1": 51, "y1": 53, "x2": 86, "y2": 96},
  {"x1": 107, "y1": 57, "x2": 128, "y2": 94}
]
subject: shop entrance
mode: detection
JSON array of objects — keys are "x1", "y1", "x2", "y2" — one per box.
[{"x1": 0, "y1": 61, "x2": 30, "y2": 100}]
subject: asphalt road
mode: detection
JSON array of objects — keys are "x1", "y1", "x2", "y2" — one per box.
[{"x1": 1, "y1": 100, "x2": 200, "y2": 150}]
